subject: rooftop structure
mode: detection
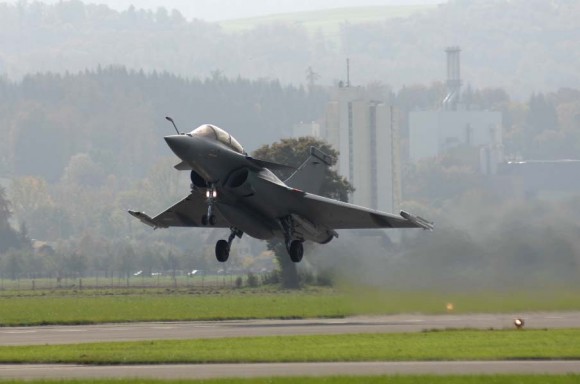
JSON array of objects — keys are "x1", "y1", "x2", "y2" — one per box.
[{"x1": 409, "y1": 47, "x2": 503, "y2": 172}]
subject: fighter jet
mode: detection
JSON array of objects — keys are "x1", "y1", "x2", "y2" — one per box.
[{"x1": 129, "y1": 118, "x2": 433, "y2": 263}]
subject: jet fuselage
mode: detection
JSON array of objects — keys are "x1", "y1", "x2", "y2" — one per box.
[{"x1": 164, "y1": 125, "x2": 332, "y2": 244}]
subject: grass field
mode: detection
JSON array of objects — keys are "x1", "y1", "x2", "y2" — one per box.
[
  {"x1": 1, "y1": 287, "x2": 580, "y2": 326},
  {"x1": 0, "y1": 376, "x2": 579, "y2": 384},
  {"x1": 0, "y1": 329, "x2": 578, "y2": 364},
  {"x1": 219, "y1": 5, "x2": 435, "y2": 37}
]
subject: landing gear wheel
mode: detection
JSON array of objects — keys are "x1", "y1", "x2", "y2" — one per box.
[
  {"x1": 215, "y1": 239, "x2": 230, "y2": 262},
  {"x1": 209, "y1": 215, "x2": 217, "y2": 226},
  {"x1": 288, "y1": 240, "x2": 304, "y2": 263},
  {"x1": 202, "y1": 214, "x2": 216, "y2": 226}
]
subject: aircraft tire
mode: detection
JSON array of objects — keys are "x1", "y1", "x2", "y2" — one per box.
[
  {"x1": 209, "y1": 215, "x2": 217, "y2": 226},
  {"x1": 215, "y1": 239, "x2": 230, "y2": 262},
  {"x1": 201, "y1": 215, "x2": 208, "y2": 226},
  {"x1": 288, "y1": 240, "x2": 303, "y2": 263}
]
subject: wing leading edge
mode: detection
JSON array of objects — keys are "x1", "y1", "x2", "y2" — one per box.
[{"x1": 128, "y1": 192, "x2": 229, "y2": 229}]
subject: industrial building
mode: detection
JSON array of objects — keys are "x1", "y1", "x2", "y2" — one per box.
[
  {"x1": 323, "y1": 85, "x2": 401, "y2": 213},
  {"x1": 409, "y1": 47, "x2": 503, "y2": 173},
  {"x1": 292, "y1": 80, "x2": 401, "y2": 214}
]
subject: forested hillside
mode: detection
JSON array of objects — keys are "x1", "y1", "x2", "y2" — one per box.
[
  {"x1": 0, "y1": 67, "x2": 326, "y2": 265},
  {"x1": 0, "y1": 67, "x2": 326, "y2": 182},
  {"x1": 2, "y1": 65, "x2": 578, "y2": 248},
  {"x1": 1, "y1": 0, "x2": 579, "y2": 96}
]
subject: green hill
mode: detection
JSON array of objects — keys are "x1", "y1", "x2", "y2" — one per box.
[{"x1": 219, "y1": 5, "x2": 436, "y2": 37}]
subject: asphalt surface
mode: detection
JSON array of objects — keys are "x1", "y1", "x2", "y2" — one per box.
[
  {"x1": 0, "y1": 361, "x2": 579, "y2": 379},
  {"x1": 1, "y1": 312, "x2": 580, "y2": 379},
  {"x1": 1, "y1": 312, "x2": 580, "y2": 346}
]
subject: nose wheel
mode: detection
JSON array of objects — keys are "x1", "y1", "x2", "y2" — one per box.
[
  {"x1": 202, "y1": 185, "x2": 217, "y2": 226},
  {"x1": 201, "y1": 214, "x2": 217, "y2": 226}
]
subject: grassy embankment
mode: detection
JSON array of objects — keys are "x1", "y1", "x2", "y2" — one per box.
[
  {"x1": 1, "y1": 287, "x2": 580, "y2": 326},
  {"x1": 0, "y1": 329, "x2": 578, "y2": 364}
]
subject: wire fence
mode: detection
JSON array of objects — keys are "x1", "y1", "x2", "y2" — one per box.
[{"x1": 0, "y1": 270, "x2": 270, "y2": 293}]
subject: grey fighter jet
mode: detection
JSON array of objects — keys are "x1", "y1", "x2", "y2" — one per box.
[{"x1": 129, "y1": 118, "x2": 433, "y2": 263}]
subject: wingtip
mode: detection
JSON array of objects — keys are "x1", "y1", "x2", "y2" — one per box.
[
  {"x1": 400, "y1": 210, "x2": 434, "y2": 231},
  {"x1": 127, "y1": 210, "x2": 159, "y2": 229}
]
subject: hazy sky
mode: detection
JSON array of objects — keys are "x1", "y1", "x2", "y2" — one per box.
[{"x1": 13, "y1": 0, "x2": 445, "y2": 21}]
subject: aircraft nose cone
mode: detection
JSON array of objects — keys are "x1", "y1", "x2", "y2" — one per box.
[{"x1": 164, "y1": 135, "x2": 192, "y2": 159}]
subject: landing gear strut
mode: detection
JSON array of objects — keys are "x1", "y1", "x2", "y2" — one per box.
[
  {"x1": 202, "y1": 185, "x2": 217, "y2": 226},
  {"x1": 215, "y1": 228, "x2": 243, "y2": 263},
  {"x1": 280, "y1": 216, "x2": 304, "y2": 263}
]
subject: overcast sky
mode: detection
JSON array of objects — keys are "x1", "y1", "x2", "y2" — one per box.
[{"x1": 12, "y1": 0, "x2": 445, "y2": 21}]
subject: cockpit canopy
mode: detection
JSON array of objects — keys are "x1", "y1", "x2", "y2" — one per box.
[{"x1": 190, "y1": 124, "x2": 245, "y2": 154}]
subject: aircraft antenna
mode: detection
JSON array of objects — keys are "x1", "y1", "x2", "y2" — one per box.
[{"x1": 165, "y1": 116, "x2": 181, "y2": 135}]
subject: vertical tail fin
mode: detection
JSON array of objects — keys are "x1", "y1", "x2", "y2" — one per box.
[{"x1": 285, "y1": 147, "x2": 334, "y2": 194}]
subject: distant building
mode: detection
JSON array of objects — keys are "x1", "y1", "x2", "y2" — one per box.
[
  {"x1": 409, "y1": 109, "x2": 503, "y2": 171},
  {"x1": 322, "y1": 85, "x2": 401, "y2": 213},
  {"x1": 409, "y1": 47, "x2": 503, "y2": 173}
]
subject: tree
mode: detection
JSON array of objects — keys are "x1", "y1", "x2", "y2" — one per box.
[
  {"x1": 252, "y1": 137, "x2": 353, "y2": 289},
  {"x1": 0, "y1": 186, "x2": 11, "y2": 229},
  {"x1": 9, "y1": 176, "x2": 53, "y2": 236},
  {"x1": 0, "y1": 187, "x2": 26, "y2": 253},
  {"x1": 526, "y1": 93, "x2": 559, "y2": 136}
]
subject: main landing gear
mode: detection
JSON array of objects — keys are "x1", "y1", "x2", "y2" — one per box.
[
  {"x1": 201, "y1": 185, "x2": 217, "y2": 226},
  {"x1": 287, "y1": 240, "x2": 304, "y2": 263},
  {"x1": 215, "y1": 228, "x2": 243, "y2": 263},
  {"x1": 280, "y1": 216, "x2": 304, "y2": 263}
]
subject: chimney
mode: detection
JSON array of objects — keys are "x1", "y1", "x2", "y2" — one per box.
[{"x1": 443, "y1": 46, "x2": 462, "y2": 110}]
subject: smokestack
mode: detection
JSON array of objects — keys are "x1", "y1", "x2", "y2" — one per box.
[
  {"x1": 443, "y1": 46, "x2": 462, "y2": 110},
  {"x1": 346, "y1": 58, "x2": 351, "y2": 88}
]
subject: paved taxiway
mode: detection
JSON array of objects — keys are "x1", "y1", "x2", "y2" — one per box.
[
  {"x1": 1, "y1": 312, "x2": 580, "y2": 346},
  {"x1": 1, "y1": 313, "x2": 579, "y2": 379},
  {"x1": 0, "y1": 361, "x2": 579, "y2": 379}
]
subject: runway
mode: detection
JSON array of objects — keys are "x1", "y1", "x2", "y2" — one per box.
[
  {"x1": 1, "y1": 313, "x2": 579, "y2": 379},
  {"x1": 1, "y1": 312, "x2": 580, "y2": 346},
  {"x1": 0, "y1": 361, "x2": 579, "y2": 379}
]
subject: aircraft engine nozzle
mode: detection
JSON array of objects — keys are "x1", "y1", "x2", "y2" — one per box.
[{"x1": 290, "y1": 214, "x2": 337, "y2": 244}]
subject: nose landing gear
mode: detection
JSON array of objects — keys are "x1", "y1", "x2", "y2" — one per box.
[{"x1": 202, "y1": 185, "x2": 217, "y2": 226}]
